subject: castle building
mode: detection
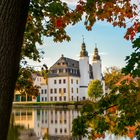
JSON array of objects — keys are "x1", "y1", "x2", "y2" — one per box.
[
  {"x1": 47, "y1": 42, "x2": 103, "y2": 102},
  {"x1": 14, "y1": 42, "x2": 104, "y2": 102}
]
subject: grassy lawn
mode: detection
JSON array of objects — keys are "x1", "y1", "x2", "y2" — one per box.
[{"x1": 13, "y1": 101, "x2": 84, "y2": 106}]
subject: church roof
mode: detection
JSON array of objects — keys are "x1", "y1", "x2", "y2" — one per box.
[
  {"x1": 80, "y1": 42, "x2": 88, "y2": 57},
  {"x1": 93, "y1": 47, "x2": 101, "y2": 61},
  {"x1": 48, "y1": 55, "x2": 80, "y2": 77}
]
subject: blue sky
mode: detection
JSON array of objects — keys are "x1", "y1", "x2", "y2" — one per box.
[
  {"x1": 26, "y1": 0, "x2": 140, "y2": 72},
  {"x1": 27, "y1": 20, "x2": 133, "y2": 72}
]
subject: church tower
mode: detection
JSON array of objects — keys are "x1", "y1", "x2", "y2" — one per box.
[
  {"x1": 92, "y1": 46, "x2": 102, "y2": 81},
  {"x1": 79, "y1": 41, "x2": 90, "y2": 99}
]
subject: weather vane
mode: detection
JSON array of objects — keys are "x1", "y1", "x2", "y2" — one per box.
[
  {"x1": 82, "y1": 35, "x2": 84, "y2": 43},
  {"x1": 95, "y1": 43, "x2": 97, "y2": 48}
]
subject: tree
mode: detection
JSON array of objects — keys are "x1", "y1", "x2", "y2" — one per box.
[
  {"x1": 104, "y1": 67, "x2": 124, "y2": 89},
  {"x1": 88, "y1": 80, "x2": 103, "y2": 102},
  {"x1": 15, "y1": 67, "x2": 40, "y2": 97},
  {"x1": 72, "y1": 116, "x2": 88, "y2": 140},
  {"x1": 0, "y1": 0, "x2": 139, "y2": 139},
  {"x1": 0, "y1": 1, "x2": 30, "y2": 139},
  {"x1": 72, "y1": 74, "x2": 140, "y2": 139},
  {"x1": 122, "y1": 35, "x2": 140, "y2": 77}
]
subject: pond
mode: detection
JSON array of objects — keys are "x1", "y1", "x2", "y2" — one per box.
[
  {"x1": 8, "y1": 107, "x2": 81, "y2": 140},
  {"x1": 8, "y1": 107, "x2": 134, "y2": 140}
]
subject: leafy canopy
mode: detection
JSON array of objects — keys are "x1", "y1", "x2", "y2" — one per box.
[
  {"x1": 88, "y1": 80, "x2": 103, "y2": 102},
  {"x1": 72, "y1": 69, "x2": 140, "y2": 139}
]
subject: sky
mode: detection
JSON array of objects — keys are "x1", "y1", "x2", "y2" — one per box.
[{"x1": 26, "y1": 0, "x2": 140, "y2": 72}]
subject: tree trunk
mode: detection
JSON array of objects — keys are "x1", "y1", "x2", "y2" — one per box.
[{"x1": 0, "y1": 0, "x2": 30, "y2": 139}]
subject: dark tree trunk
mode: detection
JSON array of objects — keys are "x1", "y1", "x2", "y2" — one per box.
[{"x1": 0, "y1": 0, "x2": 30, "y2": 139}]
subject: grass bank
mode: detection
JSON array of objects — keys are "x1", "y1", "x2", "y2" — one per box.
[{"x1": 12, "y1": 101, "x2": 85, "y2": 109}]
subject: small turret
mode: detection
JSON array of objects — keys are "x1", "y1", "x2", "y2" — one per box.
[
  {"x1": 79, "y1": 39, "x2": 90, "y2": 99},
  {"x1": 92, "y1": 44, "x2": 102, "y2": 81},
  {"x1": 80, "y1": 42, "x2": 88, "y2": 57},
  {"x1": 93, "y1": 47, "x2": 100, "y2": 61}
]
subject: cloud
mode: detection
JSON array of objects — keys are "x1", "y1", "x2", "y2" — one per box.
[{"x1": 99, "y1": 52, "x2": 108, "y2": 56}]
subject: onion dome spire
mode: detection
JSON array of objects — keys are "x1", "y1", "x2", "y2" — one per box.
[
  {"x1": 93, "y1": 44, "x2": 100, "y2": 61},
  {"x1": 80, "y1": 36, "x2": 88, "y2": 57}
]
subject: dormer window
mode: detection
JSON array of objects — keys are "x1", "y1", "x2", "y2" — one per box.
[
  {"x1": 52, "y1": 70, "x2": 57, "y2": 74},
  {"x1": 65, "y1": 69, "x2": 68, "y2": 73},
  {"x1": 59, "y1": 69, "x2": 63, "y2": 73}
]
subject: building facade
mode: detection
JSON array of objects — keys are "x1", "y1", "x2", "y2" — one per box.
[
  {"x1": 14, "y1": 42, "x2": 104, "y2": 102},
  {"x1": 47, "y1": 42, "x2": 104, "y2": 102}
]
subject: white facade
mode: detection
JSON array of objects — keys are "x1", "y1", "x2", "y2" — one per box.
[
  {"x1": 46, "y1": 42, "x2": 104, "y2": 102},
  {"x1": 14, "y1": 42, "x2": 104, "y2": 103},
  {"x1": 33, "y1": 76, "x2": 48, "y2": 102},
  {"x1": 79, "y1": 56, "x2": 90, "y2": 99},
  {"x1": 48, "y1": 76, "x2": 80, "y2": 102},
  {"x1": 92, "y1": 60, "x2": 102, "y2": 81}
]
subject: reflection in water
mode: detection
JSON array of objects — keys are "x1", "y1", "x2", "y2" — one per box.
[
  {"x1": 10, "y1": 108, "x2": 132, "y2": 140},
  {"x1": 11, "y1": 108, "x2": 80, "y2": 140}
]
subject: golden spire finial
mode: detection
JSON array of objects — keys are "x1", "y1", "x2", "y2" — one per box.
[
  {"x1": 82, "y1": 35, "x2": 84, "y2": 43},
  {"x1": 93, "y1": 44, "x2": 100, "y2": 61},
  {"x1": 95, "y1": 43, "x2": 97, "y2": 48}
]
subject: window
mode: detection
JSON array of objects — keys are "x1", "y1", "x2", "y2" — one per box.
[
  {"x1": 71, "y1": 88, "x2": 73, "y2": 93},
  {"x1": 51, "y1": 111, "x2": 53, "y2": 115},
  {"x1": 59, "y1": 97, "x2": 62, "y2": 101},
  {"x1": 54, "y1": 80, "x2": 57, "y2": 84},
  {"x1": 71, "y1": 69, "x2": 73, "y2": 73},
  {"x1": 52, "y1": 70, "x2": 57, "y2": 73},
  {"x1": 71, "y1": 96, "x2": 73, "y2": 101},
  {"x1": 55, "y1": 97, "x2": 57, "y2": 101},
  {"x1": 83, "y1": 97, "x2": 85, "y2": 100},
  {"x1": 60, "y1": 111, "x2": 62, "y2": 114},
  {"x1": 50, "y1": 89, "x2": 53, "y2": 94},
  {"x1": 54, "y1": 88, "x2": 57, "y2": 94},
  {"x1": 55, "y1": 111, "x2": 57, "y2": 115},
  {"x1": 64, "y1": 120, "x2": 67, "y2": 124},
  {"x1": 71, "y1": 79, "x2": 73, "y2": 84},
  {"x1": 45, "y1": 89, "x2": 47, "y2": 94},
  {"x1": 76, "y1": 80, "x2": 78, "y2": 84},
  {"x1": 64, "y1": 128, "x2": 67, "y2": 133},
  {"x1": 55, "y1": 120, "x2": 57, "y2": 123},
  {"x1": 41, "y1": 89, "x2": 43, "y2": 94},
  {"x1": 64, "y1": 96, "x2": 66, "y2": 101},
  {"x1": 50, "y1": 97, "x2": 53, "y2": 101},
  {"x1": 63, "y1": 79, "x2": 66, "y2": 83},
  {"x1": 42, "y1": 97, "x2": 44, "y2": 101},
  {"x1": 51, "y1": 120, "x2": 53, "y2": 124},
  {"x1": 59, "y1": 79, "x2": 61, "y2": 84},
  {"x1": 45, "y1": 97, "x2": 47, "y2": 101},
  {"x1": 77, "y1": 96, "x2": 79, "y2": 101},
  {"x1": 77, "y1": 88, "x2": 78, "y2": 93},
  {"x1": 59, "y1": 88, "x2": 61, "y2": 93},
  {"x1": 60, "y1": 128, "x2": 62, "y2": 133},
  {"x1": 63, "y1": 88, "x2": 66, "y2": 93},
  {"x1": 59, "y1": 69, "x2": 63, "y2": 73},
  {"x1": 55, "y1": 128, "x2": 57, "y2": 133}
]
